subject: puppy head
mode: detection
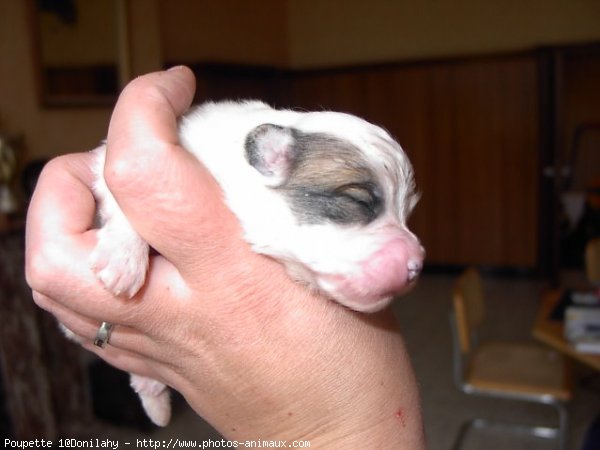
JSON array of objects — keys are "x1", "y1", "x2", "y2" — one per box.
[{"x1": 244, "y1": 111, "x2": 424, "y2": 312}]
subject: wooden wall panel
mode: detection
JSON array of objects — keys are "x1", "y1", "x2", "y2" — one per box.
[
  {"x1": 562, "y1": 48, "x2": 600, "y2": 190},
  {"x1": 445, "y1": 58, "x2": 539, "y2": 266},
  {"x1": 187, "y1": 63, "x2": 283, "y2": 105},
  {"x1": 287, "y1": 70, "x2": 367, "y2": 115}
]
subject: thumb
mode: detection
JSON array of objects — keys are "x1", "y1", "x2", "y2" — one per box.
[{"x1": 103, "y1": 67, "x2": 243, "y2": 271}]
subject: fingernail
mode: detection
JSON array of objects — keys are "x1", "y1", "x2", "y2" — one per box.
[{"x1": 167, "y1": 65, "x2": 186, "y2": 72}]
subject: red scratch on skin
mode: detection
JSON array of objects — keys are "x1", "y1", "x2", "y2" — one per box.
[{"x1": 395, "y1": 409, "x2": 407, "y2": 428}]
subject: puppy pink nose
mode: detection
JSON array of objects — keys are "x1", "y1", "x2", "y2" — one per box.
[
  {"x1": 318, "y1": 233, "x2": 424, "y2": 312},
  {"x1": 363, "y1": 236, "x2": 424, "y2": 297}
]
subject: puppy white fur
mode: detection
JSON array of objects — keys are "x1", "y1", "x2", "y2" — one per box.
[{"x1": 79, "y1": 100, "x2": 424, "y2": 426}]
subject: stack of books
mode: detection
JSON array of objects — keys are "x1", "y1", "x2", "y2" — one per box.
[{"x1": 564, "y1": 291, "x2": 600, "y2": 354}]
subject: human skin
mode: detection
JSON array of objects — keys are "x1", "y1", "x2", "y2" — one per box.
[{"x1": 25, "y1": 67, "x2": 426, "y2": 449}]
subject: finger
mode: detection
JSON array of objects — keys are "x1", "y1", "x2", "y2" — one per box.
[
  {"x1": 33, "y1": 290, "x2": 152, "y2": 352},
  {"x1": 30, "y1": 242, "x2": 186, "y2": 328},
  {"x1": 80, "y1": 342, "x2": 163, "y2": 382},
  {"x1": 34, "y1": 291, "x2": 172, "y2": 383},
  {"x1": 25, "y1": 153, "x2": 100, "y2": 298},
  {"x1": 107, "y1": 66, "x2": 196, "y2": 151},
  {"x1": 26, "y1": 152, "x2": 96, "y2": 241},
  {"x1": 102, "y1": 67, "x2": 244, "y2": 273}
]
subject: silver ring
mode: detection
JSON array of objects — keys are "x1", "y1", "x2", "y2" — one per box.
[{"x1": 94, "y1": 322, "x2": 114, "y2": 348}]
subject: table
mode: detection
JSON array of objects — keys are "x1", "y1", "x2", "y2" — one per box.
[{"x1": 533, "y1": 290, "x2": 600, "y2": 371}]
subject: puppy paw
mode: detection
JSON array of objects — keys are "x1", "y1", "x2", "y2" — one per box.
[
  {"x1": 130, "y1": 374, "x2": 171, "y2": 427},
  {"x1": 90, "y1": 227, "x2": 149, "y2": 298},
  {"x1": 59, "y1": 323, "x2": 82, "y2": 343}
]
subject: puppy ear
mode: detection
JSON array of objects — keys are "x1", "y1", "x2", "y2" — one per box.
[{"x1": 245, "y1": 124, "x2": 296, "y2": 187}]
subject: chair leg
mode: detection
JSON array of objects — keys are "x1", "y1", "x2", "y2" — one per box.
[
  {"x1": 451, "y1": 419, "x2": 539, "y2": 449},
  {"x1": 555, "y1": 402, "x2": 569, "y2": 450},
  {"x1": 452, "y1": 403, "x2": 568, "y2": 450},
  {"x1": 451, "y1": 418, "x2": 477, "y2": 450}
]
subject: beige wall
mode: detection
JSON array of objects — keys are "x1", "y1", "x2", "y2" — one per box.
[{"x1": 286, "y1": 0, "x2": 600, "y2": 68}]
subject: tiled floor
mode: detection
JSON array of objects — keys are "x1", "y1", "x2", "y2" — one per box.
[{"x1": 101, "y1": 273, "x2": 600, "y2": 449}]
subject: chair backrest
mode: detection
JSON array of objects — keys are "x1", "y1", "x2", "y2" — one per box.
[
  {"x1": 585, "y1": 238, "x2": 600, "y2": 285},
  {"x1": 452, "y1": 268, "x2": 485, "y2": 355}
]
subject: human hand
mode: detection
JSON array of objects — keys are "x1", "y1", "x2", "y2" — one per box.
[{"x1": 25, "y1": 67, "x2": 425, "y2": 448}]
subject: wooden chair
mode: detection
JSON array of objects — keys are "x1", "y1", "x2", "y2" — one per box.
[
  {"x1": 449, "y1": 268, "x2": 572, "y2": 450},
  {"x1": 585, "y1": 237, "x2": 600, "y2": 286}
]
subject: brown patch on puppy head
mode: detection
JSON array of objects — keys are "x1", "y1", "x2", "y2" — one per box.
[
  {"x1": 280, "y1": 130, "x2": 384, "y2": 225},
  {"x1": 245, "y1": 124, "x2": 385, "y2": 225}
]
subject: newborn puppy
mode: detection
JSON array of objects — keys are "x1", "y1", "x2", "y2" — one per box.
[{"x1": 86, "y1": 100, "x2": 424, "y2": 426}]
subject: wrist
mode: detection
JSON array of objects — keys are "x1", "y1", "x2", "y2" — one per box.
[{"x1": 287, "y1": 313, "x2": 425, "y2": 449}]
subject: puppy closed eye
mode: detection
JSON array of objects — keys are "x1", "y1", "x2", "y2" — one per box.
[
  {"x1": 335, "y1": 183, "x2": 382, "y2": 214},
  {"x1": 286, "y1": 183, "x2": 383, "y2": 225}
]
